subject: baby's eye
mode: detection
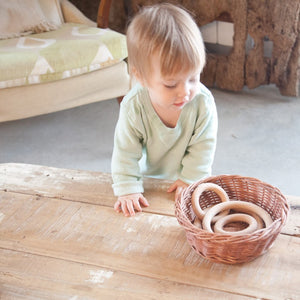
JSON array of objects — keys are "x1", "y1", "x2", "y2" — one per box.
[
  {"x1": 164, "y1": 84, "x2": 177, "y2": 89},
  {"x1": 189, "y1": 78, "x2": 197, "y2": 83}
]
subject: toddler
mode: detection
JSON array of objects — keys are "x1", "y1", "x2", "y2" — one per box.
[{"x1": 111, "y1": 3, "x2": 218, "y2": 216}]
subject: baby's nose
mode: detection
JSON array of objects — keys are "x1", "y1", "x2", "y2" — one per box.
[{"x1": 178, "y1": 84, "x2": 190, "y2": 99}]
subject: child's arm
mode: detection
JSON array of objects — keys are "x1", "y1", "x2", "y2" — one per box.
[
  {"x1": 111, "y1": 91, "x2": 148, "y2": 214},
  {"x1": 114, "y1": 193, "x2": 149, "y2": 217},
  {"x1": 180, "y1": 90, "x2": 218, "y2": 183},
  {"x1": 111, "y1": 101, "x2": 145, "y2": 196}
]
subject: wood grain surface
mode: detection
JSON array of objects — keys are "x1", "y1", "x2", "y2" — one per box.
[{"x1": 0, "y1": 163, "x2": 299, "y2": 299}]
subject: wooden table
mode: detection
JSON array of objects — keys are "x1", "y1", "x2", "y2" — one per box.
[{"x1": 0, "y1": 163, "x2": 299, "y2": 299}]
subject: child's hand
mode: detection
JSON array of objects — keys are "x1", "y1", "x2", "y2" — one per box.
[
  {"x1": 114, "y1": 193, "x2": 149, "y2": 217},
  {"x1": 167, "y1": 179, "x2": 189, "y2": 200}
]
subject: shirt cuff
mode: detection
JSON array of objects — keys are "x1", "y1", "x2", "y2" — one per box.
[{"x1": 112, "y1": 180, "x2": 144, "y2": 197}]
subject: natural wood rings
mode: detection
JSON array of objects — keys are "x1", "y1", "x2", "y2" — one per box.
[
  {"x1": 191, "y1": 183, "x2": 273, "y2": 235},
  {"x1": 203, "y1": 201, "x2": 273, "y2": 234},
  {"x1": 191, "y1": 183, "x2": 230, "y2": 223},
  {"x1": 214, "y1": 213, "x2": 258, "y2": 235}
]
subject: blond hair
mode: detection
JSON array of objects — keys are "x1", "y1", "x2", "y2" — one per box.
[{"x1": 126, "y1": 3, "x2": 206, "y2": 81}]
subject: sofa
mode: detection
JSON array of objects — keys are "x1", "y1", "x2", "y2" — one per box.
[{"x1": 0, "y1": 0, "x2": 130, "y2": 122}]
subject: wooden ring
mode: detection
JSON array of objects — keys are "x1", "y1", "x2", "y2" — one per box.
[
  {"x1": 203, "y1": 207, "x2": 230, "y2": 224},
  {"x1": 230, "y1": 209, "x2": 264, "y2": 230},
  {"x1": 202, "y1": 201, "x2": 273, "y2": 233},
  {"x1": 191, "y1": 183, "x2": 229, "y2": 220},
  {"x1": 244, "y1": 212, "x2": 264, "y2": 230},
  {"x1": 214, "y1": 213, "x2": 258, "y2": 235}
]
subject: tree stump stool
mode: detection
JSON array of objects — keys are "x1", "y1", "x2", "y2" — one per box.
[{"x1": 110, "y1": 0, "x2": 300, "y2": 97}]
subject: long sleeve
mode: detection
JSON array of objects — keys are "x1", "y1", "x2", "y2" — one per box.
[
  {"x1": 111, "y1": 89, "x2": 146, "y2": 196},
  {"x1": 179, "y1": 87, "x2": 218, "y2": 183}
]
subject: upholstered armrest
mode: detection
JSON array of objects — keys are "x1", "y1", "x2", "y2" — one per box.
[{"x1": 60, "y1": 0, "x2": 96, "y2": 27}]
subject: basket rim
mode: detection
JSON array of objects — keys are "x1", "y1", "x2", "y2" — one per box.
[{"x1": 188, "y1": 174, "x2": 286, "y2": 194}]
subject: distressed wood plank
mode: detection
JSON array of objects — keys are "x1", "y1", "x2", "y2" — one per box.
[
  {"x1": 285, "y1": 195, "x2": 300, "y2": 236},
  {"x1": 0, "y1": 249, "x2": 251, "y2": 300},
  {"x1": 0, "y1": 163, "x2": 298, "y2": 236},
  {"x1": 0, "y1": 192, "x2": 299, "y2": 300},
  {"x1": 0, "y1": 163, "x2": 174, "y2": 216}
]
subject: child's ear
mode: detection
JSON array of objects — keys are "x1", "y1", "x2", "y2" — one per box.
[{"x1": 131, "y1": 67, "x2": 145, "y2": 86}]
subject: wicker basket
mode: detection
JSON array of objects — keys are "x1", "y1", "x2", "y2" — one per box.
[{"x1": 175, "y1": 175, "x2": 289, "y2": 264}]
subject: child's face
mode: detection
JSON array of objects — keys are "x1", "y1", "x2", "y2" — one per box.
[{"x1": 143, "y1": 55, "x2": 201, "y2": 112}]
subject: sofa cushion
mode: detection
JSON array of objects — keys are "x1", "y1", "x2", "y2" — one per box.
[{"x1": 0, "y1": 23, "x2": 128, "y2": 88}]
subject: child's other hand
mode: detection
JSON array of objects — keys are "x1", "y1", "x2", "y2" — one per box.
[
  {"x1": 167, "y1": 179, "x2": 189, "y2": 200},
  {"x1": 114, "y1": 193, "x2": 149, "y2": 217}
]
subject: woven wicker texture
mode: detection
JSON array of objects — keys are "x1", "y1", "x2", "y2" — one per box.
[{"x1": 175, "y1": 175, "x2": 289, "y2": 264}]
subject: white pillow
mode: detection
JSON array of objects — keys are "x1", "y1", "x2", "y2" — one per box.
[
  {"x1": 38, "y1": 0, "x2": 64, "y2": 27},
  {"x1": 0, "y1": 0, "x2": 61, "y2": 39}
]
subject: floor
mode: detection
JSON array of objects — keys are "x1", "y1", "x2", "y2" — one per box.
[{"x1": 0, "y1": 84, "x2": 299, "y2": 196}]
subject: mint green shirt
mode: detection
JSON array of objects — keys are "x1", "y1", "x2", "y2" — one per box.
[{"x1": 111, "y1": 83, "x2": 218, "y2": 196}]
